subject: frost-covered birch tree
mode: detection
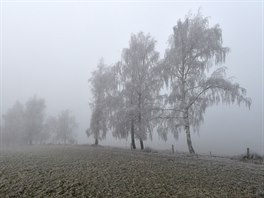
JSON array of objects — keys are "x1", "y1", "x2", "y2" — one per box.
[
  {"x1": 24, "y1": 96, "x2": 46, "y2": 145},
  {"x1": 87, "y1": 59, "x2": 117, "y2": 145},
  {"x1": 159, "y1": 12, "x2": 251, "y2": 154},
  {"x1": 43, "y1": 116, "x2": 57, "y2": 144},
  {"x1": 114, "y1": 32, "x2": 160, "y2": 150},
  {"x1": 2, "y1": 101, "x2": 26, "y2": 145},
  {"x1": 55, "y1": 110, "x2": 77, "y2": 144}
]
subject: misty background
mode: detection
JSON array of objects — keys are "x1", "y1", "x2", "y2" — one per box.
[{"x1": 1, "y1": 1, "x2": 263, "y2": 155}]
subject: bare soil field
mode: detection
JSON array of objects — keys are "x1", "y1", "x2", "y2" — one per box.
[{"x1": 0, "y1": 145, "x2": 263, "y2": 198}]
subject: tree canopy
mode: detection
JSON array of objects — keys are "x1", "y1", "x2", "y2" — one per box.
[{"x1": 87, "y1": 12, "x2": 251, "y2": 153}]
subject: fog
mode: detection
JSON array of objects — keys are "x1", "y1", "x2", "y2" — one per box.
[{"x1": 1, "y1": 1, "x2": 263, "y2": 155}]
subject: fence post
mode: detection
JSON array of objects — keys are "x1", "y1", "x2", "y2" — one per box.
[
  {"x1": 247, "y1": 147, "x2": 250, "y2": 159},
  {"x1": 172, "y1": 144, "x2": 174, "y2": 154}
]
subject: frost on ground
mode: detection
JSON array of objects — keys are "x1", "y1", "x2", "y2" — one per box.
[{"x1": 0, "y1": 145, "x2": 263, "y2": 198}]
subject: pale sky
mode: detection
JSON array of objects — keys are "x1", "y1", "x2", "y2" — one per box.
[{"x1": 1, "y1": 1, "x2": 263, "y2": 155}]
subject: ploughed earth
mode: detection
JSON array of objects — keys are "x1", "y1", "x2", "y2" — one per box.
[{"x1": 0, "y1": 145, "x2": 263, "y2": 198}]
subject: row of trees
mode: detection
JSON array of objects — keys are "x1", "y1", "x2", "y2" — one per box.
[
  {"x1": 87, "y1": 12, "x2": 251, "y2": 153},
  {"x1": 1, "y1": 96, "x2": 78, "y2": 146}
]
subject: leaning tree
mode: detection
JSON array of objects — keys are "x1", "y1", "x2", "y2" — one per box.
[{"x1": 159, "y1": 12, "x2": 251, "y2": 153}]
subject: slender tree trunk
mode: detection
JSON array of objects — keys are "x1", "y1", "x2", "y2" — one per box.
[
  {"x1": 95, "y1": 138, "x2": 98, "y2": 145},
  {"x1": 184, "y1": 109, "x2": 195, "y2": 154},
  {"x1": 185, "y1": 125, "x2": 195, "y2": 154},
  {"x1": 139, "y1": 138, "x2": 144, "y2": 150},
  {"x1": 131, "y1": 119, "x2": 136, "y2": 149},
  {"x1": 138, "y1": 93, "x2": 144, "y2": 150}
]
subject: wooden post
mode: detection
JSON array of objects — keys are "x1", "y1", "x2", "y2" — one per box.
[
  {"x1": 247, "y1": 147, "x2": 250, "y2": 159},
  {"x1": 172, "y1": 144, "x2": 174, "y2": 154}
]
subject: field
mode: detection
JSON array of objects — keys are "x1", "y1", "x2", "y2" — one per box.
[{"x1": 0, "y1": 145, "x2": 263, "y2": 198}]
